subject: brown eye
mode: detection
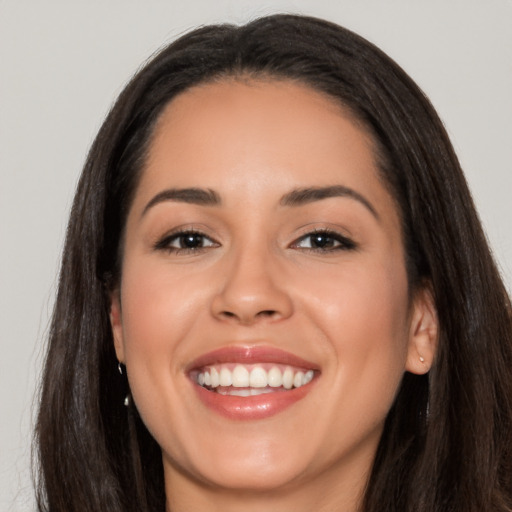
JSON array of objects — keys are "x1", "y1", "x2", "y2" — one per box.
[
  {"x1": 293, "y1": 231, "x2": 356, "y2": 251},
  {"x1": 176, "y1": 233, "x2": 209, "y2": 249},
  {"x1": 156, "y1": 231, "x2": 218, "y2": 253}
]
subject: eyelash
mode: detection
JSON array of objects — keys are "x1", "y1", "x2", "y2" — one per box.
[
  {"x1": 154, "y1": 229, "x2": 357, "y2": 254},
  {"x1": 154, "y1": 230, "x2": 219, "y2": 254},
  {"x1": 291, "y1": 229, "x2": 357, "y2": 252}
]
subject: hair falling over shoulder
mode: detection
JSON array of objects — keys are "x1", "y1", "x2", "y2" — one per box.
[{"x1": 34, "y1": 13, "x2": 512, "y2": 512}]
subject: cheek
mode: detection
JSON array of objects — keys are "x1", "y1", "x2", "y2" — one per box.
[
  {"x1": 301, "y1": 251, "x2": 409, "y2": 334},
  {"x1": 118, "y1": 258, "x2": 210, "y2": 402},
  {"x1": 297, "y1": 254, "x2": 410, "y2": 398},
  {"x1": 117, "y1": 256, "x2": 221, "y2": 455},
  {"x1": 120, "y1": 257, "x2": 207, "y2": 345}
]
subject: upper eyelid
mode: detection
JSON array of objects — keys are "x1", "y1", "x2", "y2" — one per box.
[
  {"x1": 291, "y1": 225, "x2": 354, "y2": 241},
  {"x1": 154, "y1": 228, "x2": 218, "y2": 250},
  {"x1": 290, "y1": 228, "x2": 357, "y2": 250},
  {"x1": 156, "y1": 225, "x2": 216, "y2": 241},
  {"x1": 295, "y1": 231, "x2": 353, "y2": 242}
]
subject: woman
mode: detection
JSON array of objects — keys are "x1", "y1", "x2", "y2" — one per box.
[{"x1": 35, "y1": 14, "x2": 512, "y2": 512}]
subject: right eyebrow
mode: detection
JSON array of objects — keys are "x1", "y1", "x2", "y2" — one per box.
[
  {"x1": 280, "y1": 185, "x2": 379, "y2": 220},
  {"x1": 141, "y1": 187, "x2": 221, "y2": 218}
]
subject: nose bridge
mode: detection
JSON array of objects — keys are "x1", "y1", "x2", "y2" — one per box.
[{"x1": 211, "y1": 234, "x2": 293, "y2": 324}]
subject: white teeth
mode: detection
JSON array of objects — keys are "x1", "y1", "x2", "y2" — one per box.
[
  {"x1": 210, "y1": 367, "x2": 220, "y2": 388},
  {"x1": 267, "y1": 366, "x2": 283, "y2": 387},
  {"x1": 250, "y1": 388, "x2": 274, "y2": 396},
  {"x1": 196, "y1": 364, "x2": 315, "y2": 392},
  {"x1": 293, "y1": 371, "x2": 305, "y2": 388},
  {"x1": 216, "y1": 387, "x2": 276, "y2": 397},
  {"x1": 219, "y1": 367, "x2": 232, "y2": 386},
  {"x1": 229, "y1": 389, "x2": 252, "y2": 397},
  {"x1": 282, "y1": 367, "x2": 294, "y2": 389},
  {"x1": 249, "y1": 366, "x2": 268, "y2": 388},
  {"x1": 232, "y1": 365, "x2": 249, "y2": 387}
]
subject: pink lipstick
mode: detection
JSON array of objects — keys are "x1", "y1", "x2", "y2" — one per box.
[{"x1": 187, "y1": 346, "x2": 319, "y2": 420}]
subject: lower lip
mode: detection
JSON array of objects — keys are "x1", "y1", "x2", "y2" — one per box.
[{"x1": 193, "y1": 383, "x2": 315, "y2": 420}]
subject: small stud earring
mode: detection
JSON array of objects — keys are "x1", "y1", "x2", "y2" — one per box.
[
  {"x1": 419, "y1": 356, "x2": 425, "y2": 363},
  {"x1": 124, "y1": 394, "x2": 130, "y2": 407},
  {"x1": 118, "y1": 362, "x2": 123, "y2": 375}
]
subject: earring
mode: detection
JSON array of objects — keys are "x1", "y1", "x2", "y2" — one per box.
[
  {"x1": 118, "y1": 362, "x2": 123, "y2": 375},
  {"x1": 419, "y1": 356, "x2": 425, "y2": 363},
  {"x1": 124, "y1": 394, "x2": 130, "y2": 407}
]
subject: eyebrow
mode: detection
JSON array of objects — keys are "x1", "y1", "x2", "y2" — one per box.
[
  {"x1": 280, "y1": 185, "x2": 379, "y2": 219},
  {"x1": 141, "y1": 187, "x2": 221, "y2": 217},
  {"x1": 141, "y1": 184, "x2": 378, "y2": 219}
]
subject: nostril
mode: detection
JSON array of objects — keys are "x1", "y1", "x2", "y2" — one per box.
[
  {"x1": 219, "y1": 309, "x2": 278, "y2": 323},
  {"x1": 257, "y1": 310, "x2": 278, "y2": 317}
]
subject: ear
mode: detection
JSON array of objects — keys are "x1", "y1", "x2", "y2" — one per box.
[
  {"x1": 405, "y1": 285, "x2": 438, "y2": 375},
  {"x1": 109, "y1": 291, "x2": 125, "y2": 364}
]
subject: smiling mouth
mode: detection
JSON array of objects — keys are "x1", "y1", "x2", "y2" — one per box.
[
  {"x1": 187, "y1": 346, "x2": 319, "y2": 419},
  {"x1": 195, "y1": 363, "x2": 315, "y2": 396}
]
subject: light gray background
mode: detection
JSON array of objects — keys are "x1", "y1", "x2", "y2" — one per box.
[{"x1": 1, "y1": 1, "x2": 510, "y2": 510}]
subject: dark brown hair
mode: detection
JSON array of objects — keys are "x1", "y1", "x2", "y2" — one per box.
[{"x1": 35, "y1": 14, "x2": 512, "y2": 512}]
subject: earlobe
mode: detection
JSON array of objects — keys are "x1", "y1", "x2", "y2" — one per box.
[
  {"x1": 405, "y1": 286, "x2": 438, "y2": 375},
  {"x1": 109, "y1": 292, "x2": 125, "y2": 364}
]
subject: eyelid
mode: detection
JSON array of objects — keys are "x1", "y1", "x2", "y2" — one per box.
[
  {"x1": 290, "y1": 227, "x2": 357, "y2": 252},
  {"x1": 153, "y1": 226, "x2": 220, "y2": 253}
]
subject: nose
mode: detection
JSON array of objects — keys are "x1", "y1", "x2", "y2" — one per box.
[{"x1": 211, "y1": 245, "x2": 294, "y2": 326}]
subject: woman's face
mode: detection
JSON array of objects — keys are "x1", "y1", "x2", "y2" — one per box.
[{"x1": 111, "y1": 79, "x2": 435, "y2": 504}]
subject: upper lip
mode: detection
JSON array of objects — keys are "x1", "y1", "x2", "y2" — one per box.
[{"x1": 186, "y1": 345, "x2": 320, "y2": 372}]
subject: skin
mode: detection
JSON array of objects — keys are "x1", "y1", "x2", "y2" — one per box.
[{"x1": 110, "y1": 79, "x2": 437, "y2": 512}]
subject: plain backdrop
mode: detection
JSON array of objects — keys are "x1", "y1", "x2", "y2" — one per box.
[{"x1": 1, "y1": 1, "x2": 511, "y2": 510}]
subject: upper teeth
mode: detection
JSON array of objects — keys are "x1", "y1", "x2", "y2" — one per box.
[{"x1": 196, "y1": 364, "x2": 314, "y2": 390}]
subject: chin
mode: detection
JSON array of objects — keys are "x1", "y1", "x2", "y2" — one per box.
[
  {"x1": 162, "y1": 432, "x2": 312, "y2": 492},
  {"x1": 194, "y1": 460, "x2": 306, "y2": 492}
]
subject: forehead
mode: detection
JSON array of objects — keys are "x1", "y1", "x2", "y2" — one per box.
[{"x1": 131, "y1": 78, "x2": 398, "y2": 228}]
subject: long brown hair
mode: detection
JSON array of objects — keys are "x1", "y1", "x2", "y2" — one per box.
[{"x1": 35, "y1": 14, "x2": 512, "y2": 512}]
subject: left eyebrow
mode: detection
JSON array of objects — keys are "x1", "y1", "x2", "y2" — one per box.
[
  {"x1": 141, "y1": 187, "x2": 221, "y2": 218},
  {"x1": 280, "y1": 185, "x2": 379, "y2": 219}
]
